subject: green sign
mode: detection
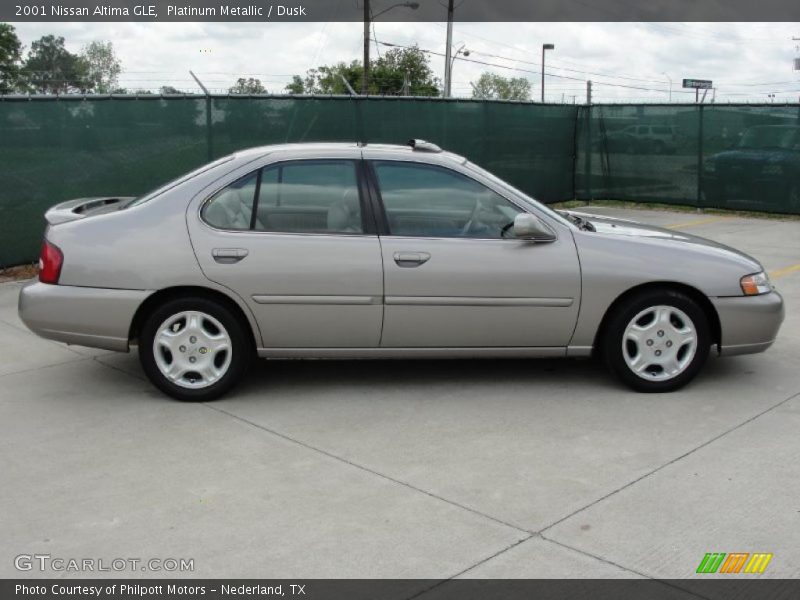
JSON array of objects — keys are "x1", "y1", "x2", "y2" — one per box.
[{"x1": 683, "y1": 78, "x2": 713, "y2": 89}]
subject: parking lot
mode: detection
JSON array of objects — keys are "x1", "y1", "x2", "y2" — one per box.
[{"x1": 1, "y1": 206, "x2": 798, "y2": 585}]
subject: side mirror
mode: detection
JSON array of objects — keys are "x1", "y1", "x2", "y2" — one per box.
[{"x1": 513, "y1": 213, "x2": 556, "y2": 242}]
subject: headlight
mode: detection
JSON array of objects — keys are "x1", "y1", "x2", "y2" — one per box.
[
  {"x1": 740, "y1": 271, "x2": 772, "y2": 295},
  {"x1": 761, "y1": 164, "x2": 783, "y2": 176}
]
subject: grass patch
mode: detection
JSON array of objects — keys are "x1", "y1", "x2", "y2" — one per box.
[{"x1": 0, "y1": 263, "x2": 38, "y2": 283}]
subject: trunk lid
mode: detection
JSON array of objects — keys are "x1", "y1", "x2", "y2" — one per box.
[{"x1": 45, "y1": 196, "x2": 135, "y2": 226}]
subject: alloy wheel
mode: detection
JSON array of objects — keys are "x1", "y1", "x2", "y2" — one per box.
[
  {"x1": 621, "y1": 305, "x2": 698, "y2": 381},
  {"x1": 152, "y1": 310, "x2": 233, "y2": 389}
]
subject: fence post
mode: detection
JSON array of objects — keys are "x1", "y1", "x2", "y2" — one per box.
[
  {"x1": 190, "y1": 70, "x2": 214, "y2": 161},
  {"x1": 585, "y1": 105, "x2": 593, "y2": 200},
  {"x1": 354, "y1": 96, "x2": 365, "y2": 144},
  {"x1": 696, "y1": 103, "x2": 705, "y2": 210}
]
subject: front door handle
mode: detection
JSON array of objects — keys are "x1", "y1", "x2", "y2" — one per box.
[
  {"x1": 212, "y1": 248, "x2": 248, "y2": 264},
  {"x1": 393, "y1": 251, "x2": 431, "y2": 268}
]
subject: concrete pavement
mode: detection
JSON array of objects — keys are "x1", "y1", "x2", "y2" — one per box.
[{"x1": 1, "y1": 207, "x2": 798, "y2": 587}]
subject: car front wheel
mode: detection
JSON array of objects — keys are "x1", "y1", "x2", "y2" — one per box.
[
  {"x1": 139, "y1": 297, "x2": 252, "y2": 401},
  {"x1": 602, "y1": 289, "x2": 711, "y2": 392}
]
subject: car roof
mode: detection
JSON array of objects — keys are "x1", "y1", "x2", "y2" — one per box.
[{"x1": 231, "y1": 142, "x2": 466, "y2": 164}]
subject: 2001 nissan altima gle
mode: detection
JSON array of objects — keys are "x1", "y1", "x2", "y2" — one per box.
[{"x1": 19, "y1": 140, "x2": 785, "y2": 401}]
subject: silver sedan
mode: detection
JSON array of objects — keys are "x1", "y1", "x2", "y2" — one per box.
[{"x1": 19, "y1": 140, "x2": 785, "y2": 401}]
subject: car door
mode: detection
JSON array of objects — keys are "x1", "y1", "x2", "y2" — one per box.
[
  {"x1": 189, "y1": 154, "x2": 383, "y2": 348},
  {"x1": 367, "y1": 158, "x2": 580, "y2": 348}
]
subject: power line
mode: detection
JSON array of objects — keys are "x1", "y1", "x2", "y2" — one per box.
[
  {"x1": 431, "y1": 22, "x2": 800, "y2": 91},
  {"x1": 376, "y1": 39, "x2": 696, "y2": 96},
  {"x1": 463, "y1": 48, "x2": 672, "y2": 85}
]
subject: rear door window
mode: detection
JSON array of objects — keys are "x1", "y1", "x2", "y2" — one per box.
[
  {"x1": 254, "y1": 161, "x2": 363, "y2": 234},
  {"x1": 201, "y1": 160, "x2": 364, "y2": 234}
]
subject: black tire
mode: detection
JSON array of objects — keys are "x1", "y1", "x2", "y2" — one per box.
[
  {"x1": 139, "y1": 296, "x2": 252, "y2": 401},
  {"x1": 602, "y1": 289, "x2": 711, "y2": 393}
]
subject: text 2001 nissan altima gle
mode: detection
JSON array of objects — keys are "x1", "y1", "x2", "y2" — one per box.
[{"x1": 19, "y1": 140, "x2": 785, "y2": 401}]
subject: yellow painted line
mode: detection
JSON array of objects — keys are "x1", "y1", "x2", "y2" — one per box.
[
  {"x1": 769, "y1": 264, "x2": 800, "y2": 280},
  {"x1": 666, "y1": 216, "x2": 730, "y2": 230}
]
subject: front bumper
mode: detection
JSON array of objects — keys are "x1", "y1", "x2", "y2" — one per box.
[
  {"x1": 711, "y1": 290, "x2": 785, "y2": 356},
  {"x1": 18, "y1": 281, "x2": 152, "y2": 352}
]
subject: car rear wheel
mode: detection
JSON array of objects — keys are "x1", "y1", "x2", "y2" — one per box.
[
  {"x1": 602, "y1": 289, "x2": 710, "y2": 392},
  {"x1": 139, "y1": 297, "x2": 252, "y2": 401}
]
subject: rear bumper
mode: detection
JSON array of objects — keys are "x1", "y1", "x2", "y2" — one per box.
[
  {"x1": 711, "y1": 291, "x2": 785, "y2": 356},
  {"x1": 18, "y1": 281, "x2": 151, "y2": 352}
]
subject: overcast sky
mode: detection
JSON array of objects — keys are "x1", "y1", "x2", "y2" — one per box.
[{"x1": 9, "y1": 21, "x2": 800, "y2": 102}]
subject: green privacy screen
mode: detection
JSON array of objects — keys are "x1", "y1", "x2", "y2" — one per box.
[
  {"x1": 576, "y1": 104, "x2": 800, "y2": 214},
  {"x1": 0, "y1": 95, "x2": 576, "y2": 267},
  {"x1": 1, "y1": 96, "x2": 798, "y2": 267}
]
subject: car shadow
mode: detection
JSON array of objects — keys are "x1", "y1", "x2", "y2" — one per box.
[
  {"x1": 227, "y1": 353, "x2": 760, "y2": 401},
  {"x1": 235, "y1": 356, "x2": 607, "y2": 395}
]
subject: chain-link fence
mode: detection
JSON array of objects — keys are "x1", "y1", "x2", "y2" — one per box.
[{"x1": 1, "y1": 96, "x2": 798, "y2": 267}]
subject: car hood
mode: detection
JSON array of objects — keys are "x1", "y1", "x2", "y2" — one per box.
[{"x1": 564, "y1": 210, "x2": 762, "y2": 271}]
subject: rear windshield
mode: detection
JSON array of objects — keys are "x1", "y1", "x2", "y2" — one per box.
[{"x1": 127, "y1": 155, "x2": 235, "y2": 207}]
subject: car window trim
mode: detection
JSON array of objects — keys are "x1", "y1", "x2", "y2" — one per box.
[
  {"x1": 248, "y1": 168, "x2": 263, "y2": 231},
  {"x1": 366, "y1": 158, "x2": 551, "y2": 241},
  {"x1": 362, "y1": 160, "x2": 390, "y2": 236},
  {"x1": 199, "y1": 157, "x2": 375, "y2": 237}
]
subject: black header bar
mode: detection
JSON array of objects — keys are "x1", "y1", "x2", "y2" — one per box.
[
  {"x1": 4, "y1": 0, "x2": 800, "y2": 22},
  {"x1": 4, "y1": 579, "x2": 800, "y2": 600}
]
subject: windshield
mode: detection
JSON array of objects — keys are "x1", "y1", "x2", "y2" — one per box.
[
  {"x1": 463, "y1": 161, "x2": 576, "y2": 229},
  {"x1": 738, "y1": 127, "x2": 800, "y2": 150},
  {"x1": 127, "y1": 155, "x2": 235, "y2": 207}
]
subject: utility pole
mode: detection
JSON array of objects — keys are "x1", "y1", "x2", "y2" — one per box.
[
  {"x1": 586, "y1": 80, "x2": 592, "y2": 105},
  {"x1": 662, "y1": 72, "x2": 672, "y2": 102},
  {"x1": 541, "y1": 43, "x2": 554, "y2": 103},
  {"x1": 362, "y1": 1, "x2": 419, "y2": 95},
  {"x1": 794, "y1": 37, "x2": 800, "y2": 71},
  {"x1": 362, "y1": 0, "x2": 370, "y2": 95},
  {"x1": 444, "y1": 0, "x2": 454, "y2": 97}
]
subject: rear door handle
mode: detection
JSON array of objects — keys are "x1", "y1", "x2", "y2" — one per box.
[
  {"x1": 212, "y1": 248, "x2": 248, "y2": 263},
  {"x1": 393, "y1": 251, "x2": 431, "y2": 267}
]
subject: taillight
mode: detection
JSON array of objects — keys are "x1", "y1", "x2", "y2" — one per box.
[{"x1": 39, "y1": 239, "x2": 63, "y2": 284}]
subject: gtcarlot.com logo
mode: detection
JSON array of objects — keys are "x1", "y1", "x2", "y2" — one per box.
[
  {"x1": 14, "y1": 554, "x2": 194, "y2": 573},
  {"x1": 696, "y1": 552, "x2": 773, "y2": 574}
]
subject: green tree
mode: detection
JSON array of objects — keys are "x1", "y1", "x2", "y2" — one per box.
[
  {"x1": 229, "y1": 77, "x2": 267, "y2": 94},
  {"x1": 286, "y1": 46, "x2": 439, "y2": 96},
  {"x1": 23, "y1": 35, "x2": 91, "y2": 94},
  {"x1": 286, "y1": 61, "x2": 362, "y2": 95},
  {"x1": 0, "y1": 23, "x2": 23, "y2": 94},
  {"x1": 286, "y1": 75, "x2": 304, "y2": 94},
  {"x1": 471, "y1": 72, "x2": 531, "y2": 101},
  {"x1": 160, "y1": 85, "x2": 181, "y2": 94},
  {"x1": 80, "y1": 40, "x2": 121, "y2": 93},
  {"x1": 371, "y1": 46, "x2": 439, "y2": 96}
]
